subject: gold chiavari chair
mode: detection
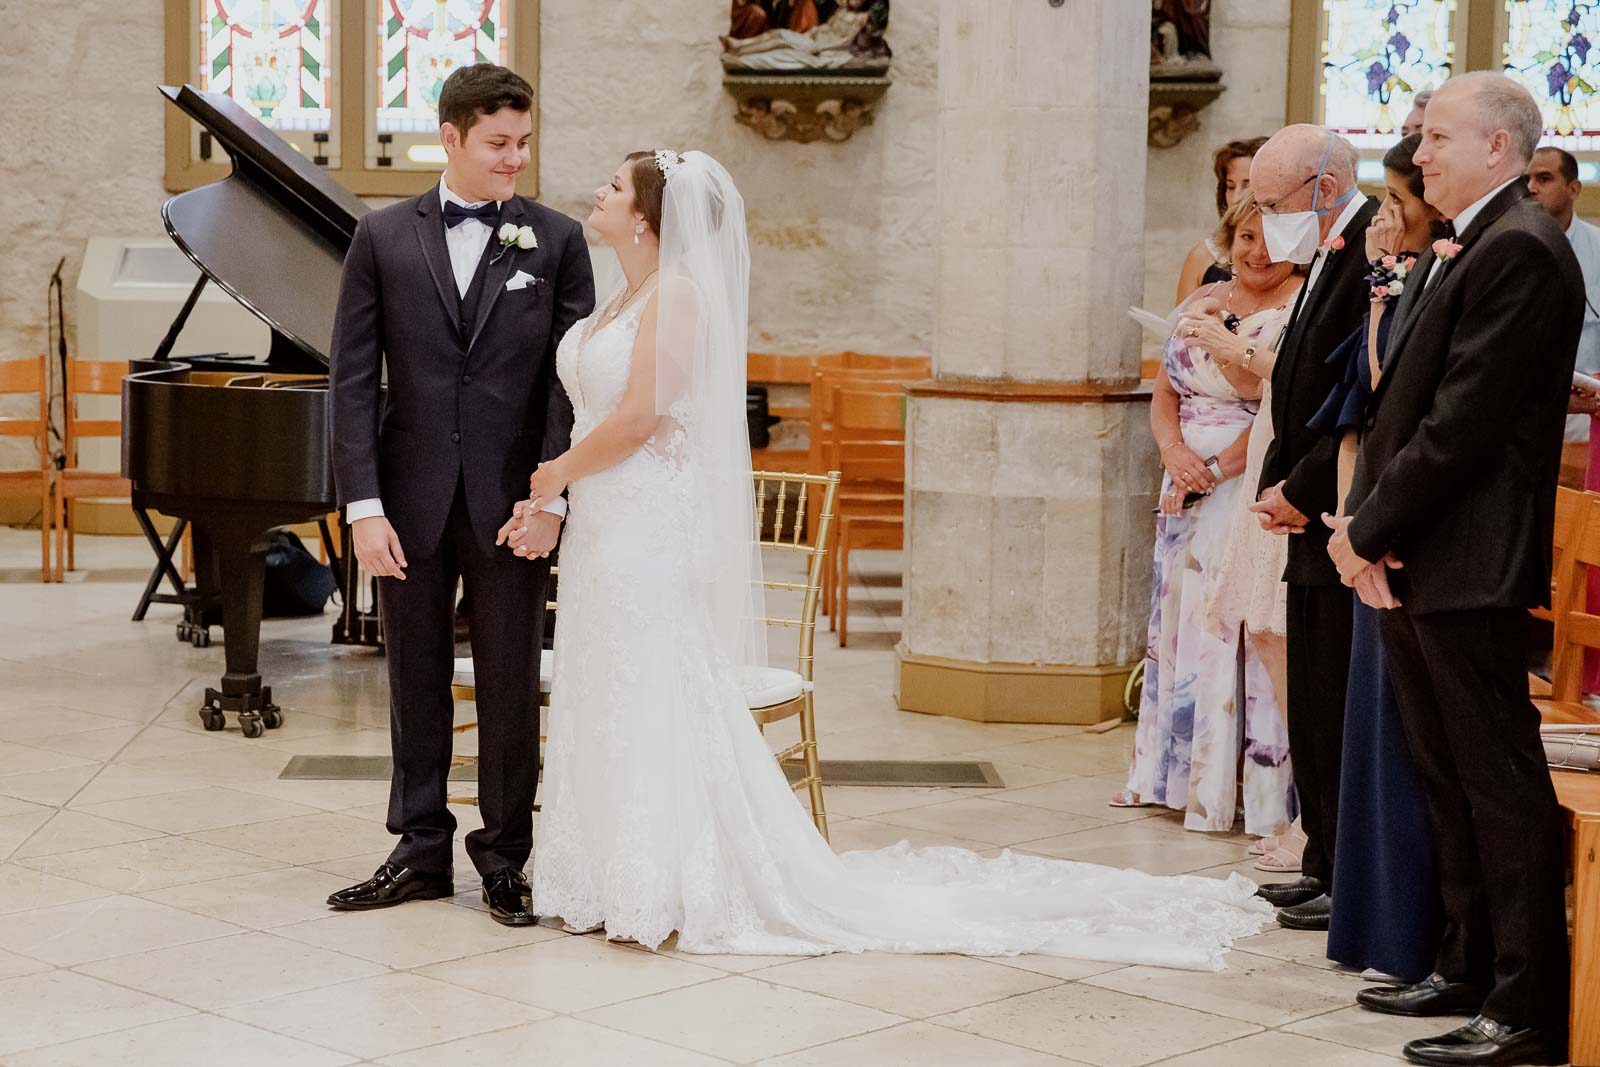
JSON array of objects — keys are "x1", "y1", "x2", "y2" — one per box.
[
  {"x1": 442, "y1": 470, "x2": 842, "y2": 843},
  {"x1": 751, "y1": 469, "x2": 841, "y2": 841}
]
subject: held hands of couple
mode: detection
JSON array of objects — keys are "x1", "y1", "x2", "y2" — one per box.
[
  {"x1": 352, "y1": 516, "x2": 408, "y2": 580},
  {"x1": 1248, "y1": 481, "x2": 1310, "y2": 535},
  {"x1": 1323, "y1": 512, "x2": 1405, "y2": 609},
  {"x1": 496, "y1": 499, "x2": 561, "y2": 559}
]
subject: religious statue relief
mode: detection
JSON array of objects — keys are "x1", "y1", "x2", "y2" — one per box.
[
  {"x1": 1150, "y1": 0, "x2": 1219, "y2": 80},
  {"x1": 723, "y1": 0, "x2": 891, "y2": 75},
  {"x1": 1148, "y1": 0, "x2": 1225, "y2": 149}
]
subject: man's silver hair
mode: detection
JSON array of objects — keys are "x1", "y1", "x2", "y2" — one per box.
[
  {"x1": 1412, "y1": 89, "x2": 1434, "y2": 109},
  {"x1": 1444, "y1": 71, "x2": 1544, "y2": 162}
]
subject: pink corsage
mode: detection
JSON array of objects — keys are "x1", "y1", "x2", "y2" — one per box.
[
  {"x1": 1323, "y1": 235, "x2": 1346, "y2": 254},
  {"x1": 1432, "y1": 238, "x2": 1463, "y2": 260}
]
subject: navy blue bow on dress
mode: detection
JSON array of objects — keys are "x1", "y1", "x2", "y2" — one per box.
[{"x1": 443, "y1": 200, "x2": 499, "y2": 228}]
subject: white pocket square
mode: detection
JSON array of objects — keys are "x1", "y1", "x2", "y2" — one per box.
[{"x1": 506, "y1": 270, "x2": 536, "y2": 291}]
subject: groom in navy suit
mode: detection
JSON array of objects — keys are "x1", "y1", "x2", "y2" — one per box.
[{"x1": 326, "y1": 64, "x2": 595, "y2": 924}]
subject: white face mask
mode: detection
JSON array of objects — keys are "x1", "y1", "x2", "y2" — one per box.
[
  {"x1": 1261, "y1": 210, "x2": 1323, "y2": 264},
  {"x1": 1260, "y1": 132, "x2": 1357, "y2": 265}
]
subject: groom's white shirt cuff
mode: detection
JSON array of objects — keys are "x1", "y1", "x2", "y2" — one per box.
[{"x1": 345, "y1": 496, "x2": 567, "y2": 521}]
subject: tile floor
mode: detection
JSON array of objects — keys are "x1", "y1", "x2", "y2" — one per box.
[{"x1": 0, "y1": 529, "x2": 1429, "y2": 1065}]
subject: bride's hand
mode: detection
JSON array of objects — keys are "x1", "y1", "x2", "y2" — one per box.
[{"x1": 528, "y1": 460, "x2": 570, "y2": 512}]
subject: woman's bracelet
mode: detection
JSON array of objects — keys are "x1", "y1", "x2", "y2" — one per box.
[{"x1": 1159, "y1": 441, "x2": 1183, "y2": 455}]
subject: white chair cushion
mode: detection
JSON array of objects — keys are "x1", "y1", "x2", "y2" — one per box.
[
  {"x1": 453, "y1": 656, "x2": 553, "y2": 694},
  {"x1": 737, "y1": 666, "x2": 805, "y2": 709}
]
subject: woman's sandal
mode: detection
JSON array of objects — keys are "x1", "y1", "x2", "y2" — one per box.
[
  {"x1": 1248, "y1": 835, "x2": 1280, "y2": 858},
  {"x1": 1253, "y1": 821, "x2": 1307, "y2": 873},
  {"x1": 1108, "y1": 789, "x2": 1154, "y2": 809}
]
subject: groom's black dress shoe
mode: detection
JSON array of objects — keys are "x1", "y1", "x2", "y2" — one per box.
[
  {"x1": 1255, "y1": 876, "x2": 1327, "y2": 908},
  {"x1": 1401, "y1": 1015, "x2": 1564, "y2": 1066},
  {"x1": 1274, "y1": 893, "x2": 1331, "y2": 930},
  {"x1": 483, "y1": 867, "x2": 538, "y2": 927},
  {"x1": 1357, "y1": 973, "x2": 1487, "y2": 1017},
  {"x1": 327, "y1": 864, "x2": 454, "y2": 910}
]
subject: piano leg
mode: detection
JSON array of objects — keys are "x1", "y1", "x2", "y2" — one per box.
[{"x1": 197, "y1": 519, "x2": 283, "y2": 739}]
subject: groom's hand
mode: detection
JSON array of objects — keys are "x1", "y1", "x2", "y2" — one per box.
[
  {"x1": 497, "y1": 501, "x2": 561, "y2": 559},
  {"x1": 352, "y1": 516, "x2": 407, "y2": 580}
]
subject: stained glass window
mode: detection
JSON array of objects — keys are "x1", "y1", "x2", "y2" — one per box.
[
  {"x1": 198, "y1": 1, "x2": 336, "y2": 138},
  {"x1": 1502, "y1": 0, "x2": 1600, "y2": 150},
  {"x1": 1320, "y1": 0, "x2": 1458, "y2": 149},
  {"x1": 369, "y1": 0, "x2": 511, "y2": 169}
]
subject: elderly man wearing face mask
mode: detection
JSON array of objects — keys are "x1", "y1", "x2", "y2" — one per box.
[{"x1": 1232, "y1": 127, "x2": 1378, "y2": 929}]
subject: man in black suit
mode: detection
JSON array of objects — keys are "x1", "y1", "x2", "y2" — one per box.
[
  {"x1": 1328, "y1": 72, "x2": 1577, "y2": 1066},
  {"x1": 325, "y1": 65, "x2": 595, "y2": 925},
  {"x1": 1240, "y1": 125, "x2": 1379, "y2": 929}
]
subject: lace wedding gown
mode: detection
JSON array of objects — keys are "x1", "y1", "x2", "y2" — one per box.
[{"x1": 529, "y1": 295, "x2": 1272, "y2": 969}]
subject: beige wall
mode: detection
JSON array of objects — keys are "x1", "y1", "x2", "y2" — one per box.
[{"x1": 1142, "y1": 0, "x2": 1292, "y2": 314}]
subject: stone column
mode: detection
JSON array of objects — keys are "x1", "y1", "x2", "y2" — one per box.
[{"x1": 895, "y1": 0, "x2": 1156, "y2": 725}]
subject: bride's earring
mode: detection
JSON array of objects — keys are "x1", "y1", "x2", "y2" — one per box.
[{"x1": 634, "y1": 222, "x2": 645, "y2": 246}]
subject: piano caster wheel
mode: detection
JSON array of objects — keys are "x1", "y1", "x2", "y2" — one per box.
[
  {"x1": 200, "y1": 708, "x2": 226, "y2": 731},
  {"x1": 239, "y1": 713, "x2": 265, "y2": 739},
  {"x1": 192, "y1": 629, "x2": 211, "y2": 648},
  {"x1": 261, "y1": 707, "x2": 283, "y2": 730}
]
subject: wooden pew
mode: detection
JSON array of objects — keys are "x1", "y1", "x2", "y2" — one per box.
[{"x1": 1535, "y1": 486, "x2": 1600, "y2": 1066}]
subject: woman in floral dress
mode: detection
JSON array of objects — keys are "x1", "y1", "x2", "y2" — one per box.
[{"x1": 1117, "y1": 193, "x2": 1301, "y2": 839}]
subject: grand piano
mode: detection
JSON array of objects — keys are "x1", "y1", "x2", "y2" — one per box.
[{"x1": 123, "y1": 85, "x2": 379, "y2": 738}]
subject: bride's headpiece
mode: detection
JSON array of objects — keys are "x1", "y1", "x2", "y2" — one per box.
[{"x1": 654, "y1": 149, "x2": 683, "y2": 180}]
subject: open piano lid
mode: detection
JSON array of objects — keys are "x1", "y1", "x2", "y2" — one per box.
[{"x1": 159, "y1": 84, "x2": 370, "y2": 370}]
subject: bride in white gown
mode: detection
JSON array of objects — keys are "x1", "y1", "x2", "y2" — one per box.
[{"x1": 504, "y1": 149, "x2": 1271, "y2": 968}]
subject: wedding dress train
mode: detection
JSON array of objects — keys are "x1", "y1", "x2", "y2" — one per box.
[{"x1": 527, "y1": 291, "x2": 1271, "y2": 970}]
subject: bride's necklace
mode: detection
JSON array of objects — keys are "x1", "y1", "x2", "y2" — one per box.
[{"x1": 607, "y1": 268, "x2": 660, "y2": 321}]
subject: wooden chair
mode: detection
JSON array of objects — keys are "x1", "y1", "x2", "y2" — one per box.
[
  {"x1": 442, "y1": 470, "x2": 843, "y2": 842},
  {"x1": 1530, "y1": 487, "x2": 1600, "y2": 1067},
  {"x1": 0, "y1": 355, "x2": 53, "y2": 582},
  {"x1": 54, "y1": 359, "x2": 131, "y2": 582},
  {"x1": 818, "y1": 381, "x2": 906, "y2": 645},
  {"x1": 1529, "y1": 486, "x2": 1589, "y2": 697}
]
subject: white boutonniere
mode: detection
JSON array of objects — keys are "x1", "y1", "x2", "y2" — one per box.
[{"x1": 497, "y1": 223, "x2": 537, "y2": 251}]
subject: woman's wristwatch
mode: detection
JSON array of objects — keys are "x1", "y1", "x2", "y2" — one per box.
[
  {"x1": 1203, "y1": 455, "x2": 1224, "y2": 481},
  {"x1": 1241, "y1": 344, "x2": 1258, "y2": 372}
]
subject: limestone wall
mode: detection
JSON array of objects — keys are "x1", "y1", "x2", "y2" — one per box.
[{"x1": 1142, "y1": 0, "x2": 1293, "y2": 314}]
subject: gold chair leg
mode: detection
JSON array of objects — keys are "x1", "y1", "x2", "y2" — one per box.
[
  {"x1": 800, "y1": 692, "x2": 828, "y2": 843},
  {"x1": 837, "y1": 528, "x2": 851, "y2": 647},
  {"x1": 66, "y1": 499, "x2": 75, "y2": 572}
]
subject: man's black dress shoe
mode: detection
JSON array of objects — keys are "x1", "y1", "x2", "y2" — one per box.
[
  {"x1": 1275, "y1": 893, "x2": 1331, "y2": 930},
  {"x1": 483, "y1": 867, "x2": 538, "y2": 927},
  {"x1": 1255, "y1": 876, "x2": 1327, "y2": 908},
  {"x1": 1357, "y1": 973, "x2": 1487, "y2": 1018},
  {"x1": 327, "y1": 864, "x2": 454, "y2": 911},
  {"x1": 1401, "y1": 1015, "x2": 1564, "y2": 1066}
]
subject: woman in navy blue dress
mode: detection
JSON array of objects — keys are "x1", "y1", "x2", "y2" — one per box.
[{"x1": 1308, "y1": 134, "x2": 1444, "y2": 980}]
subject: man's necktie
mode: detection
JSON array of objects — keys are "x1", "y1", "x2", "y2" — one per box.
[{"x1": 443, "y1": 200, "x2": 499, "y2": 228}]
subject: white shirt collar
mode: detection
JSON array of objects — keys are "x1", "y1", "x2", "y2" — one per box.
[
  {"x1": 438, "y1": 175, "x2": 490, "y2": 210},
  {"x1": 1325, "y1": 189, "x2": 1367, "y2": 246},
  {"x1": 1449, "y1": 178, "x2": 1523, "y2": 236}
]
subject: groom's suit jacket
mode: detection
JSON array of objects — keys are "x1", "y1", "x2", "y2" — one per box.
[
  {"x1": 329, "y1": 191, "x2": 594, "y2": 558},
  {"x1": 1258, "y1": 196, "x2": 1380, "y2": 586},
  {"x1": 1346, "y1": 183, "x2": 1581, "y2": 613}
]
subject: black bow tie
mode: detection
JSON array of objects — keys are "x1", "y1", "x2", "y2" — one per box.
[
  {"x1": 443, "y1": 200, "x2": 499, "y2": 229},
  {"x1": 1442, "y1": 220, "x2": 1457, "y2": 239}
]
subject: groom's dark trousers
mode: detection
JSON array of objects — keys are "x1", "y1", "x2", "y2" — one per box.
[{"x1": 330, "y1": 190, "x2": 594, "y2": 878}]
